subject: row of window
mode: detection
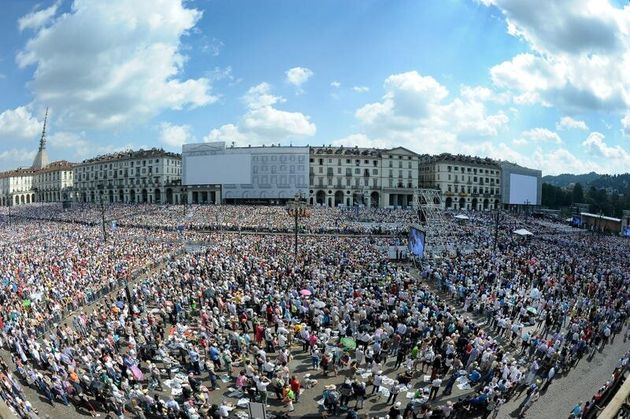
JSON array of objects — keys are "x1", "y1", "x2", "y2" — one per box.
[
  {"x1": 312, "y1": 177, "x2": 416, "y2": 188},
  {"x1": 76, "y1": 158, "x2": 181, "y2": 172},
  {"x1": 446, "y1": 184, "x2": 500, "y2": 195},
  {"x1": 446, "y1": 165, "x2": 497, "y2": 175}
]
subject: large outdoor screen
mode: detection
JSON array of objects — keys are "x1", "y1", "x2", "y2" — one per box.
[
  {"x1": 408, "y1": 227, "x2": 426, "y2": 257},
  {"x1": 183, "y1": 154, "x2": 252, "y2": 185},
  {"x1": 509, "y1": 173, "x2": 538, "y2": 205}
]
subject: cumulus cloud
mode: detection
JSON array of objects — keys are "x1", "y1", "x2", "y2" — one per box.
[
  {"x1": 331, "y1": 133, "x2": 389, "y2": 149},
  {"x1": 0, "y1": 149, "x2": 37, "y2": 170},
  {"x1": 204, "y1": 83, "x2": 316, "y2": 145},
  {"x1": 582, "y1": 132, "x2": 630, "y2": 163},
  {"x1": 285, "y1": 67, "x2": 313, "y2": 89},
  {"x1": 330, "y1": 81, "x2": 341, "y2": 88},
  {"x1": 17, "y1": 0, "x2": 216, "y2": 130},
  {"x1": 159, "y1": 122, "x2": 194, "y2": 148},
  {"x1": 484, "y1": 0, "x2": 630, "y2": 113},
  {"x1": 530, "y1": 147, "x2": 602, "y2": 175},
  {"x1": 18, "y1": 2, "x2": 59, "y2": 31},
  {"x1": 621, "y1": 113, "x2": 630, "y2": 136},
  {"x1": 519, "y1": 128, "x2": 563, "y2": 144},
  {"x1": 0, "y1": 106, "x2": 42, "y2": 140},
  {"x1": 556, "y1": 116, "x2": 588, "y2": 130},
  {"x1": 354, "y1": 71, "x2": 508, "y2": 143},
  {"x1": 48, "y1": 131, "x2": 146, "y2": 160}
]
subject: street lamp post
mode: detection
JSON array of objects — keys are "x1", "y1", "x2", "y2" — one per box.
[
  {"x1": 286, "y1": 193, "x2": 308, "y2": 259},
  {"x1": 493, "y1": 207, "x2": 504, "y2": 253},
  {"x1": 98, "y1": 185, "x2": 108, "y2": 243}
]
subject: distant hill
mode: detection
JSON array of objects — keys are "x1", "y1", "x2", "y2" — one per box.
[
  {"x1": 542, "y1": 172, "x2": 630, "y2": 195},
  {"x1": 542, "y1": 172, "x2": 602, "y2": 188}
]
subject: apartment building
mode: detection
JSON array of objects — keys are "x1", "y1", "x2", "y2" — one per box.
[
  {"x1": 419, "y1": 153, "x2": 502, "y2": 210},
  {"x1": 72, "y1": 148, "x2": 182, "y2": 204}
]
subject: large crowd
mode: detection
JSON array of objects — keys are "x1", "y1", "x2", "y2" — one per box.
[
  {"x1": 0, "y1": 205, "x2": 626, "y2": 419},
  {"x1": 1, "y1": 204, "x2": 418, "y2": 235}
]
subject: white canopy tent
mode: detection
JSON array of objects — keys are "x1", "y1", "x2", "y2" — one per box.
[{"x1": 513, "y1": 228, "x2": 534, "y2": 236}]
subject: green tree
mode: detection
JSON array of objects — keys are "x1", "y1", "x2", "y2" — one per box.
[{"x1": 572, "y1": 183, "x2": 584, "y2": 203}]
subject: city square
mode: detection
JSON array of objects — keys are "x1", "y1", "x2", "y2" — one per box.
[{"x1": 0, "y1": 0, "x2": 629, "y2": 418}]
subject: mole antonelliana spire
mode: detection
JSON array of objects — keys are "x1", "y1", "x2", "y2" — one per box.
[{"x1": 31, "y1": 107, "x2": 49, "y2": 170}]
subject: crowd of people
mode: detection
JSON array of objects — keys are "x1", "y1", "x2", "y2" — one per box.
[
  {"x1": 0, "y1": 205, "x2": 626, "y2": 419},
  {"x1": 2, "y1": 204, "x2": 417, "y2": 235}
]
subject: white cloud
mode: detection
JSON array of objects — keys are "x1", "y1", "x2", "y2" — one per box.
[
  {"x1": 48, "y1": 131, "x2": 145, "y2": 160},
  {"x1": 243, "y1": 82, "x2": 285, "y2": 109},
  {"x1": 520, "y1": 128, "x2": 562, "y2": 144},
  {"x1": 17, "y1": 0, "x2": 216, "y2": 130},
  {"x1": 0, "y1": 149, "x2": 37, "y2": 170},
  {"x1": 530, "y1": 147, "x2": 602, "y2": 175},
  {"x1": 582, "y1": 132, "x2": 630, "y2": 163},
  {"x1": 0, "y1": 106, "x2": 42, "y2": 140},
  {"x1": 621, "y1": 112, "x2": 630, "y2": 136},
  {"x1": 331, "y1": 133, "x2": 390, "y2": 149},
  {"x1": 204, "y1": 83, "x2": 316, "y2": 145},
  {"x1": 354, "y1": 71, "x2": 508, "y2": 142},
  {"x1": 352, "y1": 86, "x2": 369, "y2": 93},
  {"x1": 18, "y1": 2, "x2": 59, "y2": 31},
  {"x1": 285, "y1": 67, "x2": 313, "y2": 88},
  {"x1": 159, "y1": 122, "x2": 194, "y2": 148},
  {"x1": 201, "y1": 37, "x2": 224, "y2": 56},
  {"x1": 330, "y1": 81, "x2": 341, "y2": 88},
  {"x1": 484, "y1": 0, "x2": 630, "y2": 113},
  {"x1": 204, "y1": 124, "x2": 247, "y2": 144},
  {"x1": 556, "y1": 116, "x2": 588, "y2": 130}
]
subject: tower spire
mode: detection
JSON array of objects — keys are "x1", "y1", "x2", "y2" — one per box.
[
  {"x1": 39, "y1": 107, "x2": 48, "y2": 151},
  {"x1": 31, "y1": 107, "x2": 49, "y2": 170}
]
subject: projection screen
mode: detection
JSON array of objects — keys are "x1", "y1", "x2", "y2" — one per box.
[
  {"x1": 184, "y1": 154, "x2": 252, "y2": 185},
  {"x1": 509, "y1": 173, "x2": 538, "y2": 205}
]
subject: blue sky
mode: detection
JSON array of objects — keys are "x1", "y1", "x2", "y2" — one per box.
[{"x1": 0, "y1": 0, "x2": 629, "y2": 174}]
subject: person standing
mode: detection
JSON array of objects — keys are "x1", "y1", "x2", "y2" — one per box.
[
  {"x1": 386, "y1": 380, "x2": 401, "y2": 405},
  {"x1": 429, "y1": 376, "x2": 442, "y2": 400},
  {"x1": 371, "y1": 371, "x2": 383, "y2": 396},
  {"x1": 289, "y1": 375, "x2": 301, "y2": 403}
]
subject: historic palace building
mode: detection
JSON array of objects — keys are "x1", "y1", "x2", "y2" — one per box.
[
  {"x1": 308, "y1": 146, "x2": 419, "y2": 208},
  {"x1": 418, "y1": 153, "x2": 502, "y2": 210},
  {"x1": 0, "y1": 110, "x2": 76, "y2": 206},
  {"x1": 72, "y1": 148, "x2": 182, "y2": 204}
]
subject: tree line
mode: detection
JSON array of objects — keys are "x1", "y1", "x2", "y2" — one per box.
[{"x1": 542, "y1": 182, "x2": 630, "y2": 218}]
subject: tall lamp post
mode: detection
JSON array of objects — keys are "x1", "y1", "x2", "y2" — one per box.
[
  {"x1": 98, "y1": 185, "x2": 108, "y2": 243},
  {"x1": 286, "y1": 193, "x2": 309, "y2": 259},
  {"x1": 493, "y1": 207, "x2": 504, "y2": 253}
]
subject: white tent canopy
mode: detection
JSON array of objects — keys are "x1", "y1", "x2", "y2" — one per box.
[
  {"x1": 454, "y1": 214, "x2": 470, "y2": 220},
  {"x1": 513, "y1": 228, "x2": 534, "y2": 236}
]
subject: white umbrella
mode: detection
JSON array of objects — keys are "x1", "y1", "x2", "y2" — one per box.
[
  {"x1": 513, "y1": 228, "x2": 534, "y2": 236},
  {"x1": 454, "y1": 214, "x2": 469, "y2": 220}
]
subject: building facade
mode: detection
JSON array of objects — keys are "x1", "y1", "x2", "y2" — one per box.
[
  {"x1": 499, "y1": 161, "x2": 542, "y2": 209},
  {"x1": 32, "y1": 160, "x2": 74, "y2": 203},
  {"x1": 0, "y1": 169, "x2": 36, "y2": 206},
  {"x1": 308, "y1": 146, "x2": 419, "y2": 208},
  {"x1": 182, "y1": 142, "x2": 309, "y2": 204},
  {"x1": 419, "y1": 153, "x2": 502, "y2": 210},
  {"x1": 72, "y1": 149, "x2": 182, "y2": 204}
]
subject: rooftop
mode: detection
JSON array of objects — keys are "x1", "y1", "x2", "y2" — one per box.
[
  {"x1": 77, "y1": 148, "x2": 181, "y2": 165},
  {"x1": 420, "y1": 153, "x2": 500, "y2": 167},
  {"x1": 310, "y1": 145, "x2": 385, "y2": 157}
]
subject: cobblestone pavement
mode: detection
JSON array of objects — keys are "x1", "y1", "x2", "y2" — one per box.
[
  {"x1": 4, "y1": 260, "x2": 627, "y2": 419},
  {"x1": 497, "y1": 333, "x2": 629, "y2": 419}
]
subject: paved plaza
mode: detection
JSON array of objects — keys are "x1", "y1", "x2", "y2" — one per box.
[{"x1": 0, "y1": 205, "x2": 627, "y2": 419}]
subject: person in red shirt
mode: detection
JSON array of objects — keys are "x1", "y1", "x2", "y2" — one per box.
[{"x1": 289, "y1": 375, "x2": 301, "y2": 402}]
